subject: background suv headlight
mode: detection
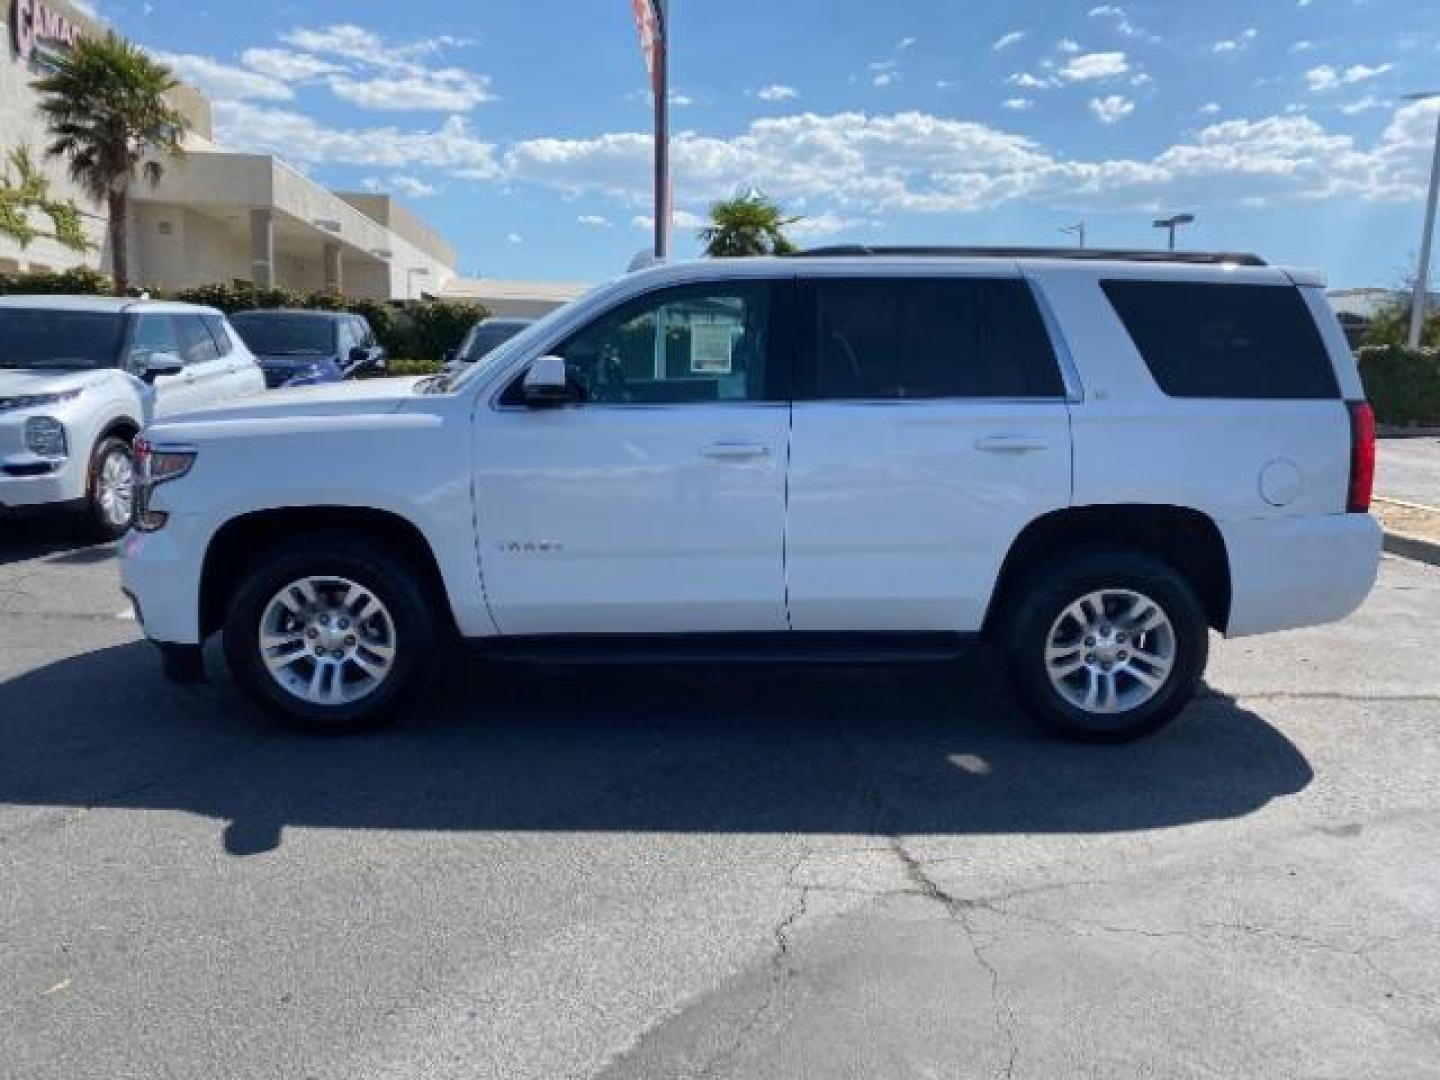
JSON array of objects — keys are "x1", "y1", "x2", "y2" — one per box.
[{"x1": 24, "y1": 416, "x2": 67, "y2": 457}]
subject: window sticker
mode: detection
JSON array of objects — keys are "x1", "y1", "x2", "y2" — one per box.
[{"x1": 690, "y1": 321, "x2": 734, "y2": 374}]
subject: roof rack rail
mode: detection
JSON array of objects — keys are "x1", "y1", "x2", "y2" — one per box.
[{"x1": 790, "y1": 245, "x2": 1268, "y2": 267}]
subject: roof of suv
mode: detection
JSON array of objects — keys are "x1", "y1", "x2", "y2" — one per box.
[
  {"x1": 232, "y1": 309, "x2": 359, "y2": 319},
  {"x1": 0, "y1": 294, "x2": 220, "y2": 314},
  {"x1": 793, "y1": 245, "x2": 1268, "y2": 266}
]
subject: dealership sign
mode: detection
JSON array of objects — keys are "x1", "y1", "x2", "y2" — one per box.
[{"x1": 11, "y1": 0, "x2": 83, "y2": 63}]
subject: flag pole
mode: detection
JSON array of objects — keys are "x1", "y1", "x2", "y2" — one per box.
[{"x1": 653, "y1": 0, "x2": 671, "y2": 259}]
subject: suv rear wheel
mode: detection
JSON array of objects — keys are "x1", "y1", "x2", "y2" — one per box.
[
  {"x1": 222, "y1": 536, "x2": 441, "y2": 733},
  {"x1": 1000, "y1": 546, "x2": 1208, "y2": 741}
]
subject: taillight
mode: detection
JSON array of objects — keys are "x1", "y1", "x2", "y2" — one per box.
[{"x1": 1346, "y1": 401, "x2": 1375, "y2": 513}]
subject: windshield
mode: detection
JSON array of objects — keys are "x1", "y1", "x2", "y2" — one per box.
[
  {"x1": 230, "y1": 313, "x2": 337, "y2": 356},
  {"x1": 457, "y1": 321, "x2": 531, "y2": 363},
  {"x1": 0, "y1": 309, "x2": 124, "y2": 370}
]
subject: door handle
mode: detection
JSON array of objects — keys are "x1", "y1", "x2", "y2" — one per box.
[
  {"x1": 700, "y1": 442, "x2": 771, "y2": 460},
  {"x1": 974, "y1": 435, "x2": 1048, "y2": 452}
]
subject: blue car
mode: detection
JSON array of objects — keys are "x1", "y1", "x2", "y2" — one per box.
[{"x1": 228, "y1": 310, "x2": 387, "y2": 389}]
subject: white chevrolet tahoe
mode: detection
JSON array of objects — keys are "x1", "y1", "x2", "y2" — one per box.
[
  {"x1": 119, "y1": 248, "x2": 1382, "y2": 740},
  {"x1": 0, "y1": 295, "x2": 264, "y2": 538}
]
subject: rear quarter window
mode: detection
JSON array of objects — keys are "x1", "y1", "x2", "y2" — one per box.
[{"x1": 1100, "y1": 280, "x2": 1339, "y2": 399}]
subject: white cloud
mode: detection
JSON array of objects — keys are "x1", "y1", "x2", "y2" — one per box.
[
  {"x1": 329, "y1": 68, "x2": 493, "y2": 111},
  {"x1": 212, "y1": 102, "x2": 501, "y2": 175},
  {"x1": 1089, "y1": 95, "x2": 1135, "y2": 123},
  {"x1": 1198, "y1": 102, "x2": 1222, "y2": 115},
  {"x1": 1058, "y1": 51, "x2": 1128, "y2": 82},
  {"x1": 757, "y1": 84, "x2": 798, "y2": 102},
  {"x1": 1003, "y1": 98, "x2": 1034, "y2": 111},
  {"x1": 1340, "y1": 95, "x2": 1386, "y2": 115},
  {"x1": 993, "y1": 30, "x2": 1027, "y2": 51},
  {"x1": 1307, "y1": 62, "x2": 1393, "y2": 92},
  {"x1": 873, "y1": 73, "x2": 895, "y2": 87},
  {"x1": 577, "y1": 214, "x2": 613, "y2": 227},
  {"x1": 1008, "y1": 72, "x2": 1054, "y2": 90},
  {"x1": 1213, "y1": 28, "x2": 1258, "y2": 53},
  {"x1": 240, "y1": 47, "x2": 343, "y2": 82},
  {"x1": 1087, "y1": 5, "x2": 1124, "y2": 16},
  {"x1": 1290, "y1": 40, "x2": 1314, "y2": 53},
  {"x1": 155, "y1": 52, "x2": 292, "y2": 101},
  {"x1": 361, "y1": 174, "x2": 438, "y2": 199},
  {"x1": 632, "y1": 209, "x2": 707, "y2": 232},
  {"x1": 506, "y1": 233, "x2": 523, "y2": 245},
  {"x1": 1057, "y1": 39, "x2": 1081, "y2": 54}
]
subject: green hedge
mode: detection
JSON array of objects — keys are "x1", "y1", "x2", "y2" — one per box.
[
  {"x1": 1357, "y1": 345, "x2": 1440, "y2": 427},
  {"x1": 0, "y1": 266, "x2": 111, "y2": 295}
]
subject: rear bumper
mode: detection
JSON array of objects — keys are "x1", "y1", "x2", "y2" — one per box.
[{"x1": 1221, "y1": 513, "x2": 1382, "y2": 637}]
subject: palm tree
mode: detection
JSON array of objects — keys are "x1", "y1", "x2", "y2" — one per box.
[
  {"x1": 33, "y1": 32, "x2": 187, "y2": 294},
  {"x1": 698, "y1": 191, "x2": 801, "y2": 257}
]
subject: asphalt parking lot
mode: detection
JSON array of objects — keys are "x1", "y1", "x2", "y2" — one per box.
[
  {"x1": 1378, "y1": 436, "x2": 1440, "y2": 508},
  {"x1": 2, "y1": 522, "x2": 1439, "y2": 1079}
]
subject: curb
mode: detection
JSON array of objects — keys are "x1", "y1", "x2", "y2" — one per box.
[
  {"x1": 1374, "y1": 496, "x2": 1440, "y2": 568},
  {"x1": 1383, "y1": 531, "x2": 1440, "y2": 568}
]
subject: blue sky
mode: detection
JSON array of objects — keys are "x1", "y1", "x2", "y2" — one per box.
[{"x1": 88, "y1": 0, "x2": 1440, "y2": 287}]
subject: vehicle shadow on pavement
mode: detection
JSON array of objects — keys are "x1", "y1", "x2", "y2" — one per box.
[
  {"x1": 0, "y1": 518, "x2": 108, "y2": 567},
  {"x1": 0, "y1": 641, "x2": 1313, "y2": 856}
]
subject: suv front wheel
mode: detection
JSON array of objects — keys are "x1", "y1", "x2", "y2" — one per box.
[
  {"x1": 223, "y1": 536, "x2": 441, "y2": 732},
  {"x1": 1000, "y1": 547, "x2": 1208, "y2": 741}
]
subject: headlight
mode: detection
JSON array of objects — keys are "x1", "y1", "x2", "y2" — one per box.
[
  {"x1": 0, "y1": 389, "x2": 83, "y2": 412},
  {"x1": 133, "y1": 436, "x2": 198, "y2": 532},
  {"x1": 24, "y1": 416, "x2": 67, "y2": 457}
]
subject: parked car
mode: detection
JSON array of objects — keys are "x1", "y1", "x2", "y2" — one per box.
[
  {"x1": 444, "y1": 317, "x2": 533, "y2": 374},
  {"x1": 120, "y1": 247, "x2": 1381, "y2": 740},
  {"x1": 0, "y1": 295, "x2": 264, "y2": 539},
  {"x1": 228, "y1": 310, "x2": 386, "y2": 389}
]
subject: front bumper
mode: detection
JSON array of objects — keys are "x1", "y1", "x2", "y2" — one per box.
[
  {"x1": 1222, "y1": 512, "x2": 1383, "y2": 637},
  {"x1": 119, "y1": 514, "x2": 206, "y2": 644},
  {"x1": 0, "y1": 456, "x2": 86, "y2": 509}
]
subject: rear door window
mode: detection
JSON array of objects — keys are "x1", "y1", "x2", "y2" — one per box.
[
  {"x1": 1101, "y1": 280, "x2": 1339, "y2": 399},
  {"x1": 797, "y1": 277, "x2": 1065, "y2": 400},
  {"x1": 175, "y1": 315, "x2": 221, "y2": 365}
]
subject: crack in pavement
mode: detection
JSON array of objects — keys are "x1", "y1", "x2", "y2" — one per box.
[{"x1": 692, "y1": 843, "x2": 813, "y2": 1080}]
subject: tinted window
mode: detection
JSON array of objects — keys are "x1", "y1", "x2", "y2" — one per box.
[
  {"x1": 0, "y1": 310, "x2": 123, "y2": 370},
  {"x1": 176, "y1": 315, "x2": 220, "y2": 365},
  {"x1": 230, "y1": 313, "x2": 338, "y2": 356},
  {"x1": 202, "y1": 313, "x2": 234, "y2": 356},
  {"x1": 801, "y1": 277, "x2": 1064, "y2": 400},
  {"x1": 504, "y1": 282, "x2": 777, "y2": 405},
  {"x1": 1101, "y1": 280, "x2": 1339, "y2": 399},
  {"x1": 458, "y1": 320, "x2": 529, "y2": 363},
  {"x1": 125, "y1": 314, "x2": 184, "y2": 371}
]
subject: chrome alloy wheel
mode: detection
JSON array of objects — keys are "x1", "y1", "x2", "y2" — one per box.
[
  {"x1": 97, "y1": 448, "x2": 135, "y2": 529},
  {"x1": 1044, "y1": 588, "x2": 1176, "y2": 715},
  {"x1": 258, "y1": 576, "x2": 397, "y2": 706}
]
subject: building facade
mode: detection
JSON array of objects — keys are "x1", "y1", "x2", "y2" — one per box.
[{"x1": 1, "y1": 0, "x2": 457, "y2": 299}]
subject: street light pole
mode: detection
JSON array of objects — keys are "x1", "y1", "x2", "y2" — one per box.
[
  {"x1": 1060, "y1": 221, "x2": 1086, "y2": 248},
  {"x1": 1405, "y1": 94, "x2": 1440, "y2": 349},
  {"x1": 1152, "y1": 213, "x2": 1195, "y2": 251}
]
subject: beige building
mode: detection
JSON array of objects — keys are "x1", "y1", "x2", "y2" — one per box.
[{"x1": 1, "y1": 0, "x2": 457, "y2": 299}]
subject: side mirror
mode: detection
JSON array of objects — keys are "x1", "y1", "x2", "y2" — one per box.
[
  {"x1": 138, "y1": 351, "x2": 184, "y2": 384},
  {"x1": 522, "y1": 355, "x2": 575, "y2": 406}
]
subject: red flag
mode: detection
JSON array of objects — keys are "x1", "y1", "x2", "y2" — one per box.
[{"x1": 631, "y1": 0, "x2": 663, "y2": 95}]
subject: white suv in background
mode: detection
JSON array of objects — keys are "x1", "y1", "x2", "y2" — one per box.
[
  {"x1": 120, "y1": 248, "x2": 1382, "y2": 740},
  {"x1": 0, "y1": 296, "x2": 264, "y2": 538}
]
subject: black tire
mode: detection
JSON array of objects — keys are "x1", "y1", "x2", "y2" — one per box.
[
  {"x1": 222, "y1": 534, "x2": 442, "y2": 733},
  {"x1": 999, "y1": 545, "x2": 1208, "y2": 742},
  {"x1": 83, "y1": 435, "x2": 135, "y2": 542}
]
